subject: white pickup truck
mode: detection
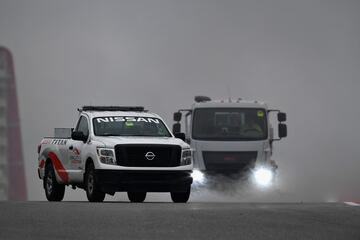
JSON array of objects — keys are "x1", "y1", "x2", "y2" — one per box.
[{"x1": 37, "y1": 106, "x2": 193, "y2": 203}]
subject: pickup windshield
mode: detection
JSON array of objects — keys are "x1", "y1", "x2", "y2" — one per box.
[
  {"x1": 192, "y1": 108, "x2": 267, "y2": 141},
  {"x1": 93, "y1": 116, "x2": 171, "y2": 137}
]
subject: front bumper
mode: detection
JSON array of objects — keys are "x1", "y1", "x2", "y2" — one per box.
[{"x1": 95, "y1": 170, "x2": 193, "y2": 193}]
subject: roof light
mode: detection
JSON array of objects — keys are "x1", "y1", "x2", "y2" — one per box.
[
  {"x1": 194, "y1": 96, "x2": 211, "y2": 103},
  {"x1": 79, "y1": 106, "x2": 145, "y2": 112}
]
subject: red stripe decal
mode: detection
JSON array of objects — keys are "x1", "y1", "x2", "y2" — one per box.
[
  {"x1": 48, "y1": 152, "x2": 69, "y2": 183},
  {"x1": 39, "y1": 160, "x2": 45, "y2": 168}
]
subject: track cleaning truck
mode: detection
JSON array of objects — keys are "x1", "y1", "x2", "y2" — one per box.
[{"x1": 173, "y1": 96, "x2": 287, "y2": 187}]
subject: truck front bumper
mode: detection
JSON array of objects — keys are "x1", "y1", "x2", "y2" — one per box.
[{"x1": 94, "y1": 170, "x2": 193, "y2": 193}]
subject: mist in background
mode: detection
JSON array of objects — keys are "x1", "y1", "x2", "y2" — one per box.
[{"x1": 0, "y1": 0, "x2": 359, "y2": 201}]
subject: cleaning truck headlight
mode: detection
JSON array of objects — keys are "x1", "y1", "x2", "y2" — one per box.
[
  {"x1": 191, "y1": 169, "x2": 205, "y2": 184},
  {"x1": 253, "y1": 167, "x2": 274, "y2": 187},
  {"x1": 97, "y1": 148, "x2": 116, "y2": 165}
]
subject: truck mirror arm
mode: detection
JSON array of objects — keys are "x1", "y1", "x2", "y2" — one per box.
[
  {"x1": 270, "y1": 138, "x2": 282, "y2": 143},
  {"x1": 268, "y1": 109, "x2": 287, "y2": 122}
]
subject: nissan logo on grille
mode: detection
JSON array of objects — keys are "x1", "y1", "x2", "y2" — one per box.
[{"x1": 145, "y1": 152, "x2": 155, "y2": 161}]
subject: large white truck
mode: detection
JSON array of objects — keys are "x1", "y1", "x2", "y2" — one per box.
[
  {"x1": 173, "y1": 96, "x2": 287, "y2": 187},
  {"x1": 37, "y1": 106, "x2": 193, "y2": 203}
]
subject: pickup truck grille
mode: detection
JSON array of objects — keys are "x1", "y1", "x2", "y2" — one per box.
[
  {"x1": 202, "y1": 151, "x2": 257, "y2": 171},
  {"x1": 115, "y1": 144, "x2": 181, "y2": 167}
]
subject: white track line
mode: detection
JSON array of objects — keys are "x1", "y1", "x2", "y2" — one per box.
[{"x1": 344, "y1": 202, "x2": 360, "y2": 206}]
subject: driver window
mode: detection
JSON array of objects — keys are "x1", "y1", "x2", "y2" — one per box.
[{"x1": 75, "y1": 116, "x2": 89, "y2": 137}]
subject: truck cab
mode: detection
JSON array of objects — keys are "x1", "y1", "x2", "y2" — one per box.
[{"x1": 173, "y1": 96, "x2": 287, "y2": 186}]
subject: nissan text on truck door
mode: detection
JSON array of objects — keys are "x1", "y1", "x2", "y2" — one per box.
[
  {"x1": 173, "y1": 96, "x2": 287, "y2": 187},
  {"x1": 38, "y1": 106, "x2": 193, "y2": 203}
]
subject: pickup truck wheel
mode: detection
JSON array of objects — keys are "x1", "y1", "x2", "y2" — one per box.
[
  {"x1": 127, "y1": 192, "x2": 147, "y2": 203},
  {"x1": 44, "y1": 163, "x2": 65, "y2": 201},
  {"x1": 170, "y1": 186, "x2": 191, "y2": 203},
  {"x1": 85, "y1": 163, "x2": 105, "y2": 202}
]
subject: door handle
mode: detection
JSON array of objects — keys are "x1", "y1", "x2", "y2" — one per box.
[{"x1": 69, "y1": 145, "x2": 74, "y2": 150}]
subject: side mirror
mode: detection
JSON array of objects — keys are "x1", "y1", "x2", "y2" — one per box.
[
  {"x1": 173, "y1": 123, "x2": 181, "y2": 133},
  {"x1": 173, "y1": 112, "x2": 182, "y2": 122},
  {"x1": 174, "y1": 132, "x2": 186, "y2": 141},
  {"x1": 278, "y1": 112, "x2": 287, "y2": 122},
  {"x1": 71, "y1": 131, "x2": 88, "y2": 143},
  {"x1": 278, "y1": 123, "x2": 287, "y2": 138}
]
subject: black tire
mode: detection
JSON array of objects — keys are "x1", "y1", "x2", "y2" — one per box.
[
  {"x1": 170, "y1": 185, "x2": 191, "y2": 203},
  {"x1": 127, "y1": 192, "x2": 147, "y2": 203},
  {"x1": 85, "y1": 162, "x2": 105, "y2": 202},
  {"x1": 44, "y1": 162, "x2": 65, "y2": 201}
]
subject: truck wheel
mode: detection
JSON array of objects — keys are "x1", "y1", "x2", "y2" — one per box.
[
  {"x1": 170, "y1": 185, "x2": 191, "y2": 203},
  {"x1": 85, "y1": 163, "x2": 105, "y2": 202},
  {"x1": 44, "y1": 162, "x2": 65, "y2": 201},
  {"x1": 127, "y1": 192, "x2": 147, "y2": 202}
]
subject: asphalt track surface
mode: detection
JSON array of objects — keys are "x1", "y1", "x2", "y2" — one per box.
[{"x1": 0, "y1": 202, "x2": 360, "y2": 240}]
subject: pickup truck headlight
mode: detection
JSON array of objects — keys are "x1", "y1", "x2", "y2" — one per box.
[
  {"x1": 180, "y1": 148, "x2": 192, "y2": 166},
  {"x1": 97, "y1": 148, "x2": 116, "y2": 165}
]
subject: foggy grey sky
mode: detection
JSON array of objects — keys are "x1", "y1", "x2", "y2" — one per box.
[{"x1": 0, "y1": 0, "x2": 359, "y2": 201}]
